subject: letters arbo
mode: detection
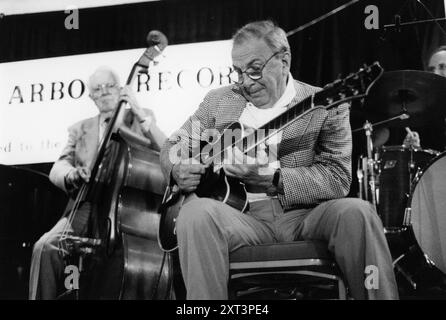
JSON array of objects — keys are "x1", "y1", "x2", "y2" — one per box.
[{"x1": 8, "y1": 79, "x2": 85, "y2": 104}]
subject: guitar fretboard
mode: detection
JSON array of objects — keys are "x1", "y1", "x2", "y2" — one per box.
[{"x1": 241, "y1": 90, "x2": 329, "y2": 153}]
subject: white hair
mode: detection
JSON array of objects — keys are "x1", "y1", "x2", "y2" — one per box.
[
  {"x1": 232, "y1": 20, "x2": 290, "y2": 56},
  {"x1": 87, "y1": 66, "x2": 121, "y2": 92}
]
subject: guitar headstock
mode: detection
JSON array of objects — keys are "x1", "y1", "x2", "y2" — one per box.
[{"x1": 317, "y1": 62, "x2": 384, "y2": 108}]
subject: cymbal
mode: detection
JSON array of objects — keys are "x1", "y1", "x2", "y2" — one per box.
[
  {"x1": 362, "y1": 70, "x2": 446, "y2": 127},
  {"x1": 372, "y1": 127, "x2": 390, "y2": 148}
]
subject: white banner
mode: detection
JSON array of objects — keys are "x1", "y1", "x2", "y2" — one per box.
[
  {"x1": 1, "y1": 0, "x2": 160, "y2": 15},
  {"x1": 0, "y1": 40, "x2": 235, "y2": 165}
]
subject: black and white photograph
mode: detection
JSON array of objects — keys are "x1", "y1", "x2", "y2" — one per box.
[{"x1": 1, "y1": 0, "x2": 446, "y2": 304}]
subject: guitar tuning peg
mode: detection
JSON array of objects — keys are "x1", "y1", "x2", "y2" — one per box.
[{"x1": 333, "y1": 79, "x2": 342, "y2": 86}]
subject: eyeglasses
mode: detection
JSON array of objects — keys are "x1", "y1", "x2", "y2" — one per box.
[
  {"x1": 91, "y1": 83, "x2": 118, "y2": 98},
  {"x1": 233, "y1": 51, "x2": 283, "y2": 85},
  {"x1": 428, "y1": 63, "x2": 446, "y2": 73}
]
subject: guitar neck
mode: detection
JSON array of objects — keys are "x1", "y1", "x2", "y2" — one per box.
[
  {"x1": 241, "y1": 89, "x2": 336, "y2": 154},
  {"x1": 205, "y1": 62, "x2": 383, "y2": 171},
  {"x1": 210, "y1": 89, "x2": 345, "y2": 171}
]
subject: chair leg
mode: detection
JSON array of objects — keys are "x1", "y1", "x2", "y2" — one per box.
[
  {"x1": 338, "y1": 278, "x2": 347, "y2": 300},
  {"x1": 228, "y1": 279, "x2": 236, "y2": 300}
]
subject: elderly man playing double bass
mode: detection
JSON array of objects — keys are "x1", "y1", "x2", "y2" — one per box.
[{"x1": 29, "y1": 66, "x2": 166, "y2": 300}]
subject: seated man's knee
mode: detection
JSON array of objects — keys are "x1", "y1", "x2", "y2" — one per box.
[
  {"x1": 176, "y1": 198, "x2": 218, "y2": 233},
  {"x1": 39, "y1": 234, "x2": 62, "y2": 261},
  {"x1": 32, "y1": 236, "x2": 47, "y2": 258},
  {"x1": 332, "y1": 198, "x2": 381, "y2": 227}
]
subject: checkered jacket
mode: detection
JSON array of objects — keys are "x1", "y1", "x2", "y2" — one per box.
[{"x1": 160, "y1": 80, "x2": 352, "y2": 210}]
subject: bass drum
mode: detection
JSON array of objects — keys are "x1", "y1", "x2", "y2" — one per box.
[{"x1": 407, "y1": 152, "x2": 446, "y2": 274}]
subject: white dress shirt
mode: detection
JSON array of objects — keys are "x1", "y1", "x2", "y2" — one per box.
[{"x1": 239, "y1": 73, "x2": 297, "y2": 202}]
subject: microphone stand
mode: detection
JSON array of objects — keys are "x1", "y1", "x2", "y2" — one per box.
[
  {"x1": 384, "y1": 17, "x2": 446, "y2": 32},
  {"x1": 383, "y1": 0, "x2": 446, "y2": 37},
  {"x1": 286, "y1": 0, "x2": 360, "y2": 37}
]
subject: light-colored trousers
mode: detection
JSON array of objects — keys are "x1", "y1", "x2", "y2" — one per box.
[
  {"x1": 176, "y1": 195, "x2": 399, "y2": 300},
  {"x1": 29, "y1": 201, "x2": 90, "y2": 300}
]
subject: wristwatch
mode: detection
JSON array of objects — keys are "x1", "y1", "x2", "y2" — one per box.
[{"x1": 272, "y1": 168, "x2": 281, "y2": 187}]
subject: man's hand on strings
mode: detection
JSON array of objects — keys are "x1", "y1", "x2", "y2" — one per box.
[
  {"x1": 223, "y1": 147, "x2": 274, "y2": 191},
  {"x1": 172, "y1": 158, "x2": 208, "y2": 193},
  {"x1": 66, "y1": 166, "x2": 91, "y2": 189}
]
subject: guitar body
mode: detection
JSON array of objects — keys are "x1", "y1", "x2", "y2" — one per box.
[
  {"x1": 158, "y1": 188, "x2": 186, "y2": 252},
  {"x1": 196, "y1": 168, "x2": 248, "y2": 212},
  {"x1": 158, "y1": 165, "x2": 248, "y2": 252},
  {"x1": 196, "y1": 121, "x2": 249, "y2": 212},
  {"x1": 158, "y1": 121, "x2": 249, "y2": 251}
]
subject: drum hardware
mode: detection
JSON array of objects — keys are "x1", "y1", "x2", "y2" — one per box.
[
  {"x1": 375, "y1": 146, "x2": 438, "y2": 230},
  {"x1": 352, "y1": 113, "x2": 410, "y2": 134},
  {"x1": 393, "y1": 253, "x2": 417, "y2": 290},
  {"x1": 355, "y1": 69, "x2": 446, "y2": 297},
  {"x1": 385, "y1": 226, "x2": 446, "y2": 294},
  {"x1": 356, "y1": 157, "x2": 364, "y2": 202},
  {"x1": 403, "y1": 206, "x2": 411, "y2": 227},
  {"x1": 364, "y1": 121, "x2": 378, "y2": 209},
  {"x1": 354, "y1": 115, "x2": 410, "y2": 211},
  {"x1": 393, "y1": 241, "x2": 437, "y2": 291}
]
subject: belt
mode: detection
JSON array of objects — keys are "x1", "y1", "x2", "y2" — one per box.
[{"x1": 284, "y1": 204, "x2": 317, "y2": 212}]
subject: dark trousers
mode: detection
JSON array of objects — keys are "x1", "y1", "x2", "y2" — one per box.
[{"x1": 29, "y1": 200, "x2": 90, "y2": 300}]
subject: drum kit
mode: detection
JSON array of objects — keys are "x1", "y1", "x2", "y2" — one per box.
[{"x1": 354, "y1": 70, "x2": 446, "y2": 296}]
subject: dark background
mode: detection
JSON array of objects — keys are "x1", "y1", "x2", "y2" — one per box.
[
  {"x1": 1, "y1": 0, "x2": 446, "y2": 299},
  {"x1": 2, "y1": 0, "x2": 446, "y2": 171},
  {"x1": 2, "y1": 0, "x2": 445, "y2": 83}
]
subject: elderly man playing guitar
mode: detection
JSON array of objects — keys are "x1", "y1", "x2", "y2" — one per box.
[{"x1": 160, "y1": 20, "x2": 398, "y2": 300}]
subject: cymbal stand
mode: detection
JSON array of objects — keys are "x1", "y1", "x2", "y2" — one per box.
[
  {"x1": 354, "y1": 114, "x2": 410, "y2": 209},
  {"x1": 363, "y1": 121, "x2": 378, "y2": 210},
  {"x1": 352, "y1": 113, "x2": 410, "y2": 134}
]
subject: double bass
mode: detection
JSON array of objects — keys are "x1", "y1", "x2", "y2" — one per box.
[{"x1": 58, "y1": 31, "x2": 172, "y2": 299}]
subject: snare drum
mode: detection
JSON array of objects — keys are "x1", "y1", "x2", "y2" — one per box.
[
  {"x1": 376, "y1": 146, "x2": 439, "y2": 229},
  {"x1": 406, "y1": 152, "x2": 446, "y2": 274}
]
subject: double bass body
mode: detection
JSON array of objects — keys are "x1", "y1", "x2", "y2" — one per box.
[
  {"x1": 58, "y1": 31, "x2": 175, "y2": 299},
  {"x1": 79, "y1": 126, "x2": 172, "y2": 299}
]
